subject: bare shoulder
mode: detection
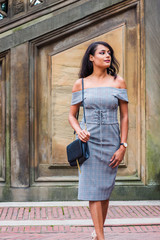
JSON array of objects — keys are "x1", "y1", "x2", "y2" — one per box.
[
  {"x1": 72, "y1": 78, "x2": 82, "y2": 93},
  {"x1": 116, "y1": 75, "x2": 127, "y2": 89}
]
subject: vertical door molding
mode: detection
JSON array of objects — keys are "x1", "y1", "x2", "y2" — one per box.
[
  {"x1": 11, "y1": 43, "x2": 29, "y2": 187},
  {"x1": 0, "y1": 51, "x2": 10, "y2": 184}
]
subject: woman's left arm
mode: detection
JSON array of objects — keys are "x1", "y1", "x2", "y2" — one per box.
[
  {"x1": 119, "y1": 99, "x2": 129, "y2": 147},
  {"x1": 109, "y1": 100, "x2": 128, "y2": 168},
  {"x1": 109, "y1": 76, "x2": 129, "y2": 168}
]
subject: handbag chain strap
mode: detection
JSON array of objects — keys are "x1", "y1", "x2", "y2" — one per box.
[
  {"x1": 73, "y1": 78, "x2": 87, "y2": 136},
  {"x1": 82, "y1": 78, "x2": 87, "y2": 131}
]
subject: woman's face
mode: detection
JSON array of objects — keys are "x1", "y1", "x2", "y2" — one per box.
[{"x1": 89, "y1": 44, "x2": 111, "y2": 69}]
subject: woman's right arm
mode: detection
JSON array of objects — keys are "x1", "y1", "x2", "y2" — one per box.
[{"x1": 68, "y1": 79, "x2": 90, "y2": 142}]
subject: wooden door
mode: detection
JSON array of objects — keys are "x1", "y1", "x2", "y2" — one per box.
[{"x1": 30, "y1": 1, "x2": 145, "y2": 185}]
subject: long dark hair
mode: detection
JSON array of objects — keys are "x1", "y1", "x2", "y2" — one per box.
[{"x1": 79, "y1": 41, "x2": 120, "y2": 79}]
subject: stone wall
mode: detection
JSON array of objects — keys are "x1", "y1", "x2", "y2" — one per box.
[{"x1": 145, "y1": 0, "x2": 160, "y2": 187}]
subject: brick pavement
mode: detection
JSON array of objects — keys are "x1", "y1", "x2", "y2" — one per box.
[
  {"x1": 0, "y1": 205, "x2": 160, "y2": 221},
  {"x1": 0, "y1": 202, "x2": 160, "y2": 239},
  {"x1": 0, "y1": 226, "x2": 160, "y2": 239}
]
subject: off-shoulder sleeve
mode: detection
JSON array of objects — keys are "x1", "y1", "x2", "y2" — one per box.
[
  {"x1": 71, "y1": 90, "x2": 84, "y2": 106},
  {"x1": 113, "y1": 89, "x2": 129, "y2": 103}
]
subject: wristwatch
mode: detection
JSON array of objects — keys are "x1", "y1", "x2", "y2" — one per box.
[{"x1": 120, "y1": 142, "x2": 128, "y2": 148}]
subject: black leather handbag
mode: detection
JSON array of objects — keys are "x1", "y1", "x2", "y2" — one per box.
[{"x1": 66, "y1": 78, "x2": 90, "y2": 172}]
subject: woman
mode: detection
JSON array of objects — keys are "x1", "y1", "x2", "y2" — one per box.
[{"x1": 68, "y1": 41, "x2": 129, "y2": 240}]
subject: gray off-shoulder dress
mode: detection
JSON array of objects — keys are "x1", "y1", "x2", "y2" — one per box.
[{"x1": 71, "y1": 87, "x2": 129, "y2": 201}]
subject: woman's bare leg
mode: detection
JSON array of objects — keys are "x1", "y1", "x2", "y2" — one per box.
[
  {"x1": 89, "y1": 201, "x2": 105, "y2": 240},
  {"x1": 101, "y1": 199, "x2": 109, "y2": 225}
]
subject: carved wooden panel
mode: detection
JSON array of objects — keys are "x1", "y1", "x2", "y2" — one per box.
[
  {"x1": 12, "y1": 0, "x2": 25, "y2": 15},
  {"x1": 31, "y1": 1, "x2": 145, "y2": 183}
]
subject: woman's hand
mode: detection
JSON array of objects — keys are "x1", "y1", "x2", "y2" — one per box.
[
  {"x1": 109, "y1": 146, "x2": 126, "y2": 168},
  {"x1": 77, "y1": 129, "x2": 90, "y2": 142}
]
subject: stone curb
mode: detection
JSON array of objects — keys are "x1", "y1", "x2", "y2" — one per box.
[
  {"x1": 0, "y1": 200, "x2": 159, "y2": 207},
  {"x1": 0, "y1": 218, "x2": 160, "y2": 227}
]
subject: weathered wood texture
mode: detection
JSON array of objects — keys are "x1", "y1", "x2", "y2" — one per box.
[
  {"x1": 0, "y1": 53, "x2": 7, "y2": 182},
  {"x1": 145, "y1": 0, "x2": 160, "y2": 185},
  {"x1": 11, "y1": 43, "x2": 29, "y2": 187}
]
